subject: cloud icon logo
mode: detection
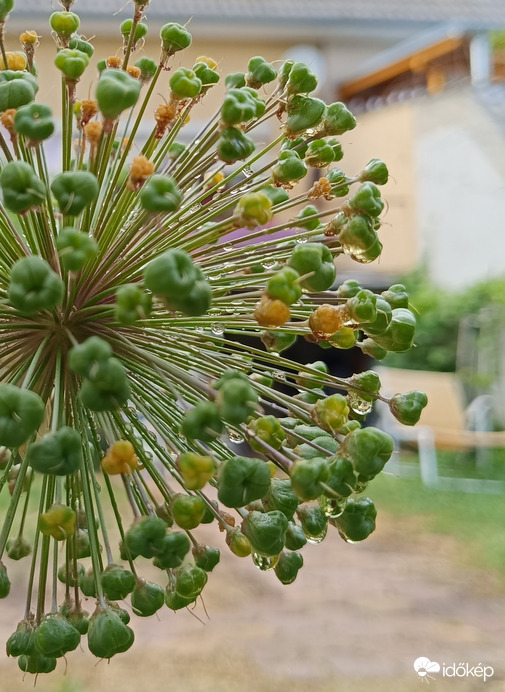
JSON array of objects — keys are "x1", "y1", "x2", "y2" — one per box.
[{"x1": 414, "y1": 657, "x2": 441, "y2": 678}]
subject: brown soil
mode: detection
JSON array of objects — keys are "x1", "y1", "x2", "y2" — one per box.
[{"x1": 0, "y1": 516, "x2": 504, "y2": 692}]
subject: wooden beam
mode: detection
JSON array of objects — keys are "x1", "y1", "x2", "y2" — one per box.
[{"x1": 339, "y1": 37, "x2": 466, "y2": 100}]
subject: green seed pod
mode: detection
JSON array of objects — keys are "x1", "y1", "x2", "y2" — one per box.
[
  {"x1": 361, "y1": 158, "x2": 389, "y2": 185},
  {"x1": 372, "y1": 308, "x2": 416, "y2": 353},
  {"x1": 65, "y1": 609, "x2": 89, "y2": 635},
  {"x1": 144, "y1": 248, "x2": 197, "y2": 297},
  {"x1": 274, "y1": 550, "x2": 303, "y2": 584},
  {"x1": 167, "y1": 277, "x2": 212, "y2": 317},
  {"x1": 349, "y1": 182, "x2": 384, "y2": 218},
  {"x1": 8, "y1": 256, "x2": 64, "y2": 316},
  {"x1": 7, "y1": 621, "x2": 34, "y2": 657},
  {"x1": 6, "y1": 536, "x2": 31, "y2": 560},
  {"x1": 33, "y1": 614, "x2": 80, "y2": 658},
  {"x1": 325, "y1": 457, "x2": 356, "y2": 497},
  {"x1": 221, "y1": 87, "x2": 263, "y2": 125},
  {"x1": 169, "y1": 67, "x2": 202, "y2": 100},
  {"x1": 344, "y1": 427, "x2": 394, "y2": 480},
  {"x1": 14, "y1": 103, "x2": 55, "y2": 142},
  {"x1": 54, "y1": 49, "x2": 89, "y2": 80},
  {"x1": 79, "y1": 358, "x2": 130, "y2": 412},
  {"x1": 347, "y1": 370, "x2": 381, "y2": 402},
  {"x1": 360, "y1": 296, "x2": 392, "y2": 336},
  {"x1": 296, "y1": 204, "x2": 322, "y2": 231},
  {"x1": 168, "y1": 141, "x2": 186, "y2": 160},
  {"x1": 262, "y1": 478, "x2": 299, "y2": 520},
  {"x1": 382, "y1": 284, "x2": 409, "y2": 309},
  {"x1": 1, "y1": 160, "x2": 46, "y2": 213},
  {"x1": 57, "y1": 561, "x2": 85, "y2": 587},
  {"x1": 78, "y1": 568, "x2": 97, "y2": 597},
  {"x1": 125, "y1": 515, "x2": 166, "y2": 559},
  {"x1": 165, "y1": 588, "x2": 195, "y2": 611},
  {"x1": 177, "y1": 452, "x2": 215, "y2": 491},
  {"x1": 217, "y1": 455, "x2": 271, "y2": 508},
  {"x1": 131, "y1": 580, "x2": 165, "y2": 617},
  {"x1": 218, "y1": 126, "x2": 255, "y2": 163},
  {"x1": 297, "y1": 505, "x2": 327, "y2": 538},
  {"x1": 318, "y1": 102, "x2": 356, "y2": 136},
  {"x1": 135, "y1": 56, "x2": 157, "y2": 83},
  {"x1": 261, "y1": 330, "x2": 297, "y2": 353},
  {"x1": 0, "y1": 561, "x2": 10, "y2": 598},
  {"x1": 271, "y1": 150, "x2": 307, "y2": 185},
  {"x1": 347, "y1": 289, "x2": 378, "y2": 324},
  {"x1": 152, "y1": 531, "x2": 191, "y2": 569},
  {"x1": 326, "y1": 138, "x2": 343, "y2": 161},
  {"x1": 49, "y1": 11, "x2": 80, "y2": 37},
  {"x1": 108, "y1": 602, "x2": 130, "y2": 625},
  {"x1": 74, "y1": 529, "x2": 91, "y2": 559},
  {"x1": 286, "y1": 62, "x2": 318, "y2": 95},
  {"x1": 334, "y1": 497, "x2": 377, "y2": 542},
  {"x1": 68, "y1": 35, "x2": 95, "y2": 58},
  {"x1": 160, "y1": 22, "x2": 192, "y2": 54},
  {"x1": 296, "y1": 360, "x2": 329, "y2": 389},
  {"x1": 216, "y1": 377, "x2": 258, "y2": 425},
  {"x1": 0, "y1": 384, "x2": 45, "y2": 448},
  {"x1": 69, "y1": 336, "x2": 112, "y2": 378},
  {"x1": 336, "y1": 280, "x2": 361, "y2": 298},
  {"x1": 286, "y1": 95, "x2": 326, "y2": 135},
  {"x1": 248, "y1": 415, "x2": 286, "y2": 453},
  {"x1": 225, "y1": 71, "x2": 246, "y2": 89},
  {"x1": 56, "y1": 228, "x2": 99, "y2": 272},
  {"x1": 114, "y1": 283, "x2": 152, "y2": 325},
  {"x1": 360, "y1": 338, "x2": 388, "y2": 361},
  {"x1": 389, "y1": 390, "x2": 428, "y2": 426},
  {"x1": 26, "y1": 426, "x2": 82, "y2": 476},
  {"x1": 193, "y1": 61, "x2": 220, "y2": 89},
  {"x1": 282, "y1": 137, "x2": 309, "y2": 158},
  {"x1": 284, "y1": 522, "x2": 307, "y2": 550},
  {"x1": 325, "y1": 168, "x2": 350, "y2": 198},
  {"x1": 290, "y1": 457, "x2": 329, "y2": 501},
  {"x1": 288, "y1": 242, "x2": 336, "y2": 292},
  {"x1": 242, "y1": 510, "x2": 288, "y2": 557},
  {"x1": 246, "y1": 56, "x2": 277, "y2": 88},
  {"x1": 18, "y1": 654, "x2": 56, "y2": 675},
  {"x1": 96, "y1": 69, "x2": 141, "y2": 120},
  {"x1": 175, "y1": 565, "x2": 208, "y2": 599},
  {"x1": 171, "y1": 494, "x2": 206, "y2": 530},
  {"x1": 101, "y1": 565, "x2": 136, "y2": 601},
  {"x1": 51, "y1": 171, "x2": 99, "y2": 216},
  {"x1": 192, "y1": 544, "x2": 220, "y2": 572},
  {"x1": 120, "y1": 19, "x2": 148, "y2": 46},
  {"x1": 327, "y1": 327, "x2": 358, "y2": 350},
  {"x1": 87, "y1": 608, "x2": 134, "y2": 659},
  {"x1": 0, "y1": 0, "x2": 14, "y2": 21},
  {"x1": 181, "y1": 401, "x2": 223, "y2": 442},
  {"x1": 0, "y1": 71, "x2": 38, "y2": 112},
  {"x1": 312, "y1": 394, "x2": 350, "y2": 433},
  {"x1": 305, "y1": 139, "x2": 335, "y2": 168},
  {"x1": 295, "y1": 435, "x2": 338, "y2": 460}
]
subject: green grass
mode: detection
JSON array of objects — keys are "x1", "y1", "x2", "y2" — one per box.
[{"x1": 371, "y1": 471, "x2": 505, "y2": 582}]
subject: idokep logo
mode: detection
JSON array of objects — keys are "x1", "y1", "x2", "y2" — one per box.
[{"x1": 414, "y1": 657, "x2": 495, "y2": 683}]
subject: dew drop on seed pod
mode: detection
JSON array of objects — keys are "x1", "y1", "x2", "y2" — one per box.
[
  {"x1": 354, "y1": 480, "x2": 368, "y2": 494},
  {"x1": 318, "y1": 495, "x2": 347, "y2": 519},
  {"x1": 226, "y1": 428, "x2": 244, "y2": 444},
  {"x1": 211, "y1": 323, "x2": 225, "y2": 335},
  {"x1": 303, "y1": 523, "x2": 328, "y2": 544},
  {"x1": 347, "y1": 392, "x2": 373, "y2": 415},
  {"x1": 252, "y1": 553, "x2": 279, "y2": 571},
  {"x1": 337, "y1": 530, "x2": 359, "y2": 545}
]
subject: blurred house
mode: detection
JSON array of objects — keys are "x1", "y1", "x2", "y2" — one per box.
[{"x1": 7, "y1": 0, "x2": 505, "y2": 289}]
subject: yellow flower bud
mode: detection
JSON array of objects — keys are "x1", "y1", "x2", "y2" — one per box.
[
  {"x1": 0, "y1": 52, "x2": 28, "y2": 71},
  {"x1": 101, "y1": 440, "x2": 139, "y2": 475},
  {"x1": 20, "y1": 31, "x2": 38, "y2": 45},
  {"x1": 254, "y1": 294, "x2": 290, "y2": 327},
  {"x1": 195, "y1": 56, "x2": 218, "y2": 70}
]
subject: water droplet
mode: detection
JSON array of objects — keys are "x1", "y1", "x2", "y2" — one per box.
[
  {"x1": 189, "y1": 205, "x2": 200, "y2": 213},
  {"x1": 252, "y1": 553, "x2": 279, "y2": 571},
  {"x1": 243, "y1": 166, "x2": 253, "y2": 177},
  {"x1": 338, "y1": 529, "x2": 359, "y2": 544},
  {"x1": 230, "y1": 189, "x2": 239, "y2": 196},
  {"x1": 296, "y1": 235, "x2": 309, "y2": 244},
  {"x1": 226, "y1": 428, "x2": 245, "y2": 443},
  {"x1": 303, "y1": 523, "x2": 328, "y2": 544},
  {"x1": 211, "y1": 322, "x2": 225, "y2": 335},
  {"x1": 318, "y1": 495, "x2": 347, "y2": 519},
  {"x1": 262, "y1": 259, "x2": 276, "y2": 269},
  {"x1": 223, "y1": 243, "x2": 233, "y2": 252},
  {"x1": 347, "y1": 392, "x2": 373, "y2": 415}
]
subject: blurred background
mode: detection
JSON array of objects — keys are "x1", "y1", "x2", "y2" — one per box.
[{"x1": 2, "y1": 1, "x2": 505, "y2": 690}]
